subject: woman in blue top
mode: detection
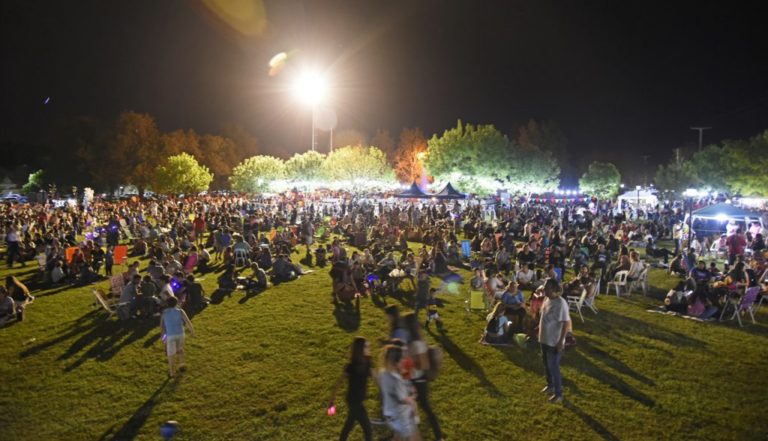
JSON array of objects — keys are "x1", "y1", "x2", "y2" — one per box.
[{"x1": 160, "y1": 297, "x2": 195, "y2": 377}]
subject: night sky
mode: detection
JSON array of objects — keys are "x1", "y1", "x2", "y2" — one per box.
[{"x1": 2, "y1": 0, "x2": 767, "y2": 179}]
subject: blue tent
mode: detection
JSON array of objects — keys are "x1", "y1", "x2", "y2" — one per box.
[{"x1": 692, "y1": 203, "x2": 762, "y2": 222}]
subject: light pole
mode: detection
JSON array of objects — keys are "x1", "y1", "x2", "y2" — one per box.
[{"x1": 294, "y1": 71, "x2": 328, "y2": 152}]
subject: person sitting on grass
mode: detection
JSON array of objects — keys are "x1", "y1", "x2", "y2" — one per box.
[
  {"x1": 0, "y1": 287, "x2": 17, "y2": 326},
  {"x1": 217, "y1": 265, "x2": 238, "y2": 291},
  {"x1": 483, "y1": 302, "x2": 510, "y2": 344},
  {"x1": 160, "y1": 296, "x2": 195, "y2": 378},
  {"x1": 500, "y1": 281, "x2": 526, "y2": 331},
  {"x1": 516, "y1": 263, "x2": 536, "y2": 291},
  {"x1": 245, "y1": 262, "x2": 269, "y2": 291},
  {"x1": 183, "y1": 275, "x2": 210, "y2": 310}
]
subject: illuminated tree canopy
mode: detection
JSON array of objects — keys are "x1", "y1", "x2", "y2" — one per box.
[
  {"x1": 230, "y1": 155, "x2": 286, "y2": 193},
  {"x1": 579, "y1": 161, "x2": 621, "y2": 200},
  {"x1": 424, "y1": 120, "x2": 559, "y2": 194},
  {"x1": 155, "y1": 153, "x2": 214, "y2": 195}
]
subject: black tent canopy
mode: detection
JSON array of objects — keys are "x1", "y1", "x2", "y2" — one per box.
[
  {"x1": 434, "y1": 182, "x2": 466, "y2": 199},
  {"x1": 394, "y1": 182, "x2": 430, "y2": 198}
]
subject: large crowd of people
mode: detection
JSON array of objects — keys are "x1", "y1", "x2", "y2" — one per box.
[{"x1": 2, "y1": 190, "x2": 767, "y2": 439}]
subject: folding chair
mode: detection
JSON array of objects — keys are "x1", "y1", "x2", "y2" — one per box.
[
  {"x1": 92, "y1": 288, "x2": 122, "y2": 318},
  {"x1": 722, "y1": 286, "x2": 760, "y2": 327},
  {"x1": 465, "y1": 287, "x2": 486, "y2": 313},
  {"x1": 567, "y1": 289, "x2": 589, "y2": 323},
  {"x1": 607, "y1": 270, "x2": 629, "y2": 297}
]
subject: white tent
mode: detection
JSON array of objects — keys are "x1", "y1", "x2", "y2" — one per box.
[{"x1": 617, "y1": 189, "x2": 658, "y2": 207}]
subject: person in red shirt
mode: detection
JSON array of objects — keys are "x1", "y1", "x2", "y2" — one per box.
[
  {"x1": 193, "y1": 215, "x2": 206, "y2": 247},
  {"x1": 726, "y1": 227, "x2": 747, "y2": 265}
]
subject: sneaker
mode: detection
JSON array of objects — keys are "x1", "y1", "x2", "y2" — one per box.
[
  {"x1": 540, "y1": 385, "x2": 552, "y2": 394},
  {"x1": 548, "y1": 395, "x2": 563, "y2": 404}
]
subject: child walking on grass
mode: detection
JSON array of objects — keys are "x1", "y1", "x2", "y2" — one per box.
[{"x1": 160, "y1": 297, "x2": 195, "y2": 378}]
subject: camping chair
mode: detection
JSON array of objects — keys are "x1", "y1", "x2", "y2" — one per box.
[
  {"x1": 630, "y1": 267, "x2": 649, "y2": 295},
  {"x1": 92, "y1": 288, "x2": 126, "y2": 319},
  {"x1": 607, "y1": 270, "x2": 629, "y2": 297},
  {"x1": 721, "y1": 286, "x2": 760, "y2": 327},
  {"x1": 234, "y1": 249, "x2": 249, "y2": 267},
  {"x1": 465, "y1": 286, "x2": 486, "y2": 314}
]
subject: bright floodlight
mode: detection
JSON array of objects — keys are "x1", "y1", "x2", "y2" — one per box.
[
  {"x1": 684, "y1": 188, "x2": 699, "y2": 197},
  {"x1": 715, "y1": 213, "x2": 728, "y2": 222},
  {"x1": 294, "y1": 71, "x2": 328, "y2": 106}
]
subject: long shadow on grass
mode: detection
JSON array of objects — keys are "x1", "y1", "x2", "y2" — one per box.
[
  {"x1": 20, "y1": 310, "x2": 101, "y2": 358},
  {"x1": 58, "y1": 318, "x2": 157, "y2": 371},
  {"x1": 431, "y1": 331, "x2": 503, "y2": 397},
  {"x1": 564, "y1": 400, "x2": 620, "y2": 441},
  {"x1": 578, "y1": 336, "x2": 655, "y2": 387},
  {"x1": 98, "y1": 378, "x2": 177, "y2": 441},
  {"x1": 333, "y1": 297, "x2": 361, "y2": 331},
  {"x1": 568, "y1": 349, "x2": 655, "y2": 408},
  {"x1": 593, "y1": 309, "x2": 708, "y2": 350}
]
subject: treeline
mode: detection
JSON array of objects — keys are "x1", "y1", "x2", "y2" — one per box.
[{"x1": 654, "y1": 130, "x2": 768, "y2": 197}]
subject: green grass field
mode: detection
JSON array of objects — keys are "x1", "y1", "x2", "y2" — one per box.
[{"x1": 1, "y1": 245, "x2": 767, "y2": 441}]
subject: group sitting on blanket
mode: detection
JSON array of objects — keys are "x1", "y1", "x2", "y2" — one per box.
[{"x1": 660, "y1": 255, "x2": 768, "y2": 319}]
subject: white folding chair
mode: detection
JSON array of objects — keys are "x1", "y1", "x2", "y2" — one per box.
[
  {"x1": 630, "y1": 267, "x2": 649, "y2": 295},
  {"x1": 567, "y1": 289, "x2": 588, "y2": 323},
  {"x1": 607, "y1": 270, "x2": 629, "y2": 297}
]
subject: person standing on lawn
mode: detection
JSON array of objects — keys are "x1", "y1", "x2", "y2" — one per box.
[
  {"x1": 538, "y1": 278, "x2": 571, "y2": 404},
  {"x1": 329, "y1": 336, "x2": 374, "y2": 441},
  {"x1": 160, "y1": 297, "x2": 195, "y2": 377}
]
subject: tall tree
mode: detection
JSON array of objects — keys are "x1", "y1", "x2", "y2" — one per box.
[
  {"x1": 162, "y1": 129, "x2": 203, "y2": 159},
  {"x1": 219, "y1": 123, "x2": 260, "y2": 161},
  {"x1": 393, "y1": 127, "x2": 428, "y2": 184},
  {"x1": 371, "y1": 129, "x2": 396, "y2": 163},
  {"x1": 199, "y1": 134, "x2": 238, "y2": 189},
  {"x1": 517, "y1": 119, "x2": 569, "y2": 173},
  {"x1": 229, "y1": 155, "x2": 286, "y2": 193},
  {"x1": 425, "y1": 120, "x2": 559, "y2": 194},
  {"x1": 578, "y1": 161, "x2": 621, "y2": 200},
  {"x1": 722, "y1": 130, "x2": 768, "y2": 196},
  {"x1": 154, "y1": 153, "x2": 213, "y2": 195},
  {"x1": 49, "y1": 116, "x2": 110, "y2": 189},
  {"x1": 110, "y1": 111, "x2": 163, "y2": 195},
  {"x1": 285, "y1": 151, "x2": 326, "y2": 182},
  {"x1": 321, "y1": 145, "x2": 394, "y2": 186}
]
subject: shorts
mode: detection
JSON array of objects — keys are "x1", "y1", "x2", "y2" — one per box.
[
  {"x1": 386, "y1": 413, "x2": 416, "y2": 437},
  {"x1": 166, "y1": 334, "x2": 185, "y2": 357}
]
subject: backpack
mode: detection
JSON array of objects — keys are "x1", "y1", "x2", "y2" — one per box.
[{"x1": 425, "y1": 345, "x2": 443, "y2": 382}]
